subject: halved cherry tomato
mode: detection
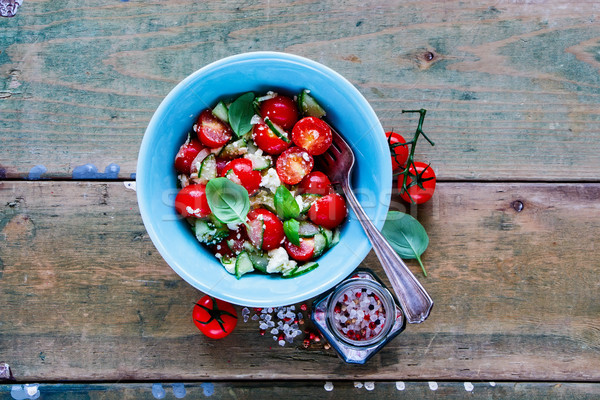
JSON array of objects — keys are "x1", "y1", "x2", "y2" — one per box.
[
  {"x1": 399, "y1": 161, "x2": 436, "y2": 204},
  {"x1": 291, "y1": 117, "x2": 332, "y2": 156},
  {"x1": 386, "y1": 131, "x2": 409, "y2": 170},
  {"x1": 308, "y1": 193, "x2": 347, "y2": 230},
  {"x1": 246, "y1": 208, "x2": 284, "y2": 251},
  {"x1": 193, "y1": 295, "x2": 238, "y2": 339},
  {"x1": 276, "y1": 147, "x2": 314, "y2": 185},
  {"x1": 174, "y1": 184, "x2": 211, "y2": 218},
  {"x1": 221, "y1": 158, "x2": 261, "y2": 195},
  {"x1": 285, "y1": 237, "x2": 315, "y2": 261},
  {"x1": 174, "y1": 138, "x2": 204, "y2": 175},
  {"x1": 298, "y1": 171, "x2": 332, "y2": 195},
  {"x1": 260, "y1": 94, "x2": 299, "y2": 131},
  {"x1": 252, "y1": 122, "x2": 291, "y2": 155},
  {"x1": 196, "y1": 109, "x2": 232, "y2": 148}
]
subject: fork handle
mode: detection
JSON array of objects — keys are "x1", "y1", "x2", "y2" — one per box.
[{"x1": 341, "y1": 184, "x2": 433, "y2": 324}]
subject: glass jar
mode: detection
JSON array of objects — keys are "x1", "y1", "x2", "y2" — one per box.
[{"x1": 311, "y1": 269, "x2": 406, "y2": 364}]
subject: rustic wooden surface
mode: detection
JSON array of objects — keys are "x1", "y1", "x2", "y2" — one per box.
[
  {"x1": 0, "y1": 182, "x2": 599, "y2": 383},
  {"x1": 1, "y1": 0, "x2": 600, "y2": 397},
  {"x1": 1, "y1": 0, "x2": 599, "y2": 180}
]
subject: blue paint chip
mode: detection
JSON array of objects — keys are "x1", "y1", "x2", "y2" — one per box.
[
  {"x1": 27, "y1": 165, "x2": 47, "y2": 180},
  {"x1": 172, "y1": 383, "x2": 186, "y2": 399},
  {"x1": 201, "y1": 382, "x2": 214, "y2": 397},
  {"x1": 0, "y1": 168, "x2": 6, "y2": 179},
  {"x1": 130, "y1": 172, "x2": 137, "y2": 180},
  {"x1": 72, "y1": 163, "x2": 120, "y2": 179}
]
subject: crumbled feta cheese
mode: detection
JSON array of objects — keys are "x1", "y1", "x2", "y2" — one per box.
[
  {"x1": 266, "y1": 247, "x2": 297, "y2": 273},
  {"x1": 186, "y1": 206, "x2": 200, "y2": 216},
  {"x1": 261, "y1": 168, "x2": 281, "y2": 193},
  {"x1": 250, "y1": 114, "x2": 263, "y2": 125},
  {"x1": 295, "y1": 195, "x2": 304, "y2": 211}
]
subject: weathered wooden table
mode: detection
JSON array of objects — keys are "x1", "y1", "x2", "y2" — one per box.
[{"x1": 1, "y1": 1, "x2": 599, "y2": 398}]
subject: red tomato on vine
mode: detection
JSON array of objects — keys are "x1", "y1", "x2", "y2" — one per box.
[
  {"x1": 399, "y1": 161, "x2": 436, "y2": 205},
  {"x1": 386, "y1": 131, "x2": 409, "y2": 170},
  {"x1": 193, "y1": 295, "x2": 238, "y2": 339}
]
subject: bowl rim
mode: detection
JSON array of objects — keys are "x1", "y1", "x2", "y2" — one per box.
[{"x1": 137, "y1": 51, "x2": 392, "y2": 306}]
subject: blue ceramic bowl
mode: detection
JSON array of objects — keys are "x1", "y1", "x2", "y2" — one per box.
[{"x1": 137, "y1": 52, "x2": 391, "y2": 307}]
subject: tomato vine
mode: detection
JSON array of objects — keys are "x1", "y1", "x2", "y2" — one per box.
[{"x1": 388, "y1": 109, "x2": 435, "y2": 204}]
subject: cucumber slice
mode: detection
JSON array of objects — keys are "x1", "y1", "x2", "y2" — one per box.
[
  {"x1": 264, "y1": 117, "x2": 291, "y2": 143},
  {"x1": 312, "y1": 233, "x2": 327, "y2": 258},
  {"x1": 248, "y1": 252, "x2": 269, "y2": 273},
  {"x1": 235, "y1": 251, "x2": 254, "y2": 279},
  {"x1": 298, "y1": 89, "x2": 326, "y2": 118},
  {"x1": 224, "y1": 169, "x2": 243, "y2": 185},
  {"x1": 331, "y1": 228, "x2": 340, "y2": 247},
  {"x1": 220, "y1": 255, "x2": 236, "y2": 275},
  {"x1": 245, "y1": 152, "x2": 271, "y2": 170},
  {"x1": 250, "y1": 190, "x2": 276, "y2": 213},
  {"x1": 197, "y1": 153, "x2": 217, "y2": 184},
  {"x1": 300, "y1": 193, "x2": 322, "y2": 213},
  {"x1": 195, "y1": 219, "x2": 228, "y2": 245},
  {"x1": 219, "y1": 137, "x2": 248, "y2": 158},
  {"x1": 298, "y1": 221, "x2": 320, "y2": 237},
  {"x1": 319, "y1": 226, "x2": 334, "y2": 247},
  {"x1": 212, "y1": 101, "x2": 229, "y2": 123},
  {"x1": 282, "y1": 261, "x2": 319, "y2": 278}
]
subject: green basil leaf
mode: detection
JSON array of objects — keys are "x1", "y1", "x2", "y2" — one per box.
[
  {"x1": 283, "y1": 219, "x2": 300, "y2": 246},
  {"x1": 228, "y1": 92, "x2": 255, "y2": 138},
  {"x1": 381, "y1": 211, "x2": 429, "y2": 276},
  {"x1": 274, "y1": 185, "x2": 300, "y2": 220},
  {"x1": 205, "y1": 177, "x2": 250, "y2": 225}
]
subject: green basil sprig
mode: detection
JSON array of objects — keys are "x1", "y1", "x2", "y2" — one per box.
[
  {"x1": 274, "y1": 185, "x2": 300, "y2": 220},
  {"x1": 283, "y1": 219, "x2": 301, "y2": 246},
  {"x1": 228, "y1": 92, "x2": 255, "y2": 138},
  {"x1": 381, "y1": 211, "x2": 429, "y2": 276},
  {"x1": 205, "y1": 177, "x2": 250, "y2": 225}
]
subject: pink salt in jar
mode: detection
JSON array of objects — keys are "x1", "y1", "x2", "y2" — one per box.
[{"x1": 311, "y1": 269, "x2": 406, "y2": 363}]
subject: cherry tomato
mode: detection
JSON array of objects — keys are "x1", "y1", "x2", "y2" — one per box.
[
  {"x1": 285, "y1": 237, "x2": 315, "y2": 261},
  {"x1": 260, "y1": 94, "x2": 299, "y2": 131},
  {"x1": 276, "y1": 147, "x2": 314, "y2": 185},
  {"x1": 174, "y1": 184, "x2": 211, "y2": 218},
  {"x1": 221, "y1": 158, "x2": 261, "y2": 195},
  {"x1": 245, "y1": 208, "x2": 284, "y2": 251},
  {"x1": 252, "y1": 122, "x2": 291, "y2": 155},
  {"x1": 298, "y1": 171, "x2": 332, "y2": 195},
  {"x1": 308, "y1": 193, "x2": 347, "y2": 230},
  {"x1": 386, "y1": 131, "x2": 409, "y2": 170},
  {"x1": 174, "y1": 138, "x2": 204, "y2": 175},
  {"x1": 196, "y1": 109, "x2": 233, "y2": 148},
  {"x1": 291, "y1": 117, "x2": 332, "y2": 156},
  {"x1": 399, "y1": 161, "x2": 436, "y2": 204},
  {"x1": 193, "y1": 295, "x2": 238, "y2": 339}
]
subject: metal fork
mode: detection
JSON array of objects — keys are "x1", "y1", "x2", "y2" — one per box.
[{"x1": 319, "y1": 126, "x2": 434, "y2": 324}]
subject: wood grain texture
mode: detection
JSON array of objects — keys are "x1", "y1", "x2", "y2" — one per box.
[
  {"x1": 1, "y1": 181, "x2": 598, "y2": 381},
  {"x1": 3, "y1": 381, "x2": 600, "y2": 399},
  {"x1": 1, "y1": 0, "x2": 600, "y2": 180}
]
